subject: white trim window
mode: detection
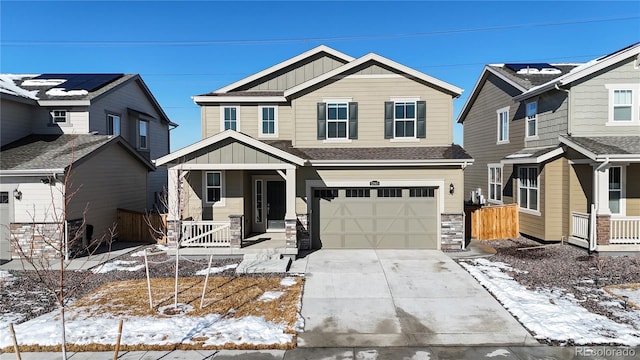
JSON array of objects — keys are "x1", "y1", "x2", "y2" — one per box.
[
  {"x1": 609, "y1": 166, "x2": 624, "y2": 215},
  {"x1": 488, "y1": 164, "x2": 503, "y2": 203},
  {"x1": 51, "y1": 109, "x2": 68, "y2": 123},
  {"x1": 518, "y1": 166, "x2": 539, "y2": 213},
  {"x1": 205, "y1": 171, "x2": 223, "y2": 204},
  {"x1": 259, "y1": 106, "x2": 278, "y2": 137},
  {"x1": 497, "y1": 106, "x2": 509, "y2": 144},
  {"x1": 220, "y1": 106, "x2": 239, "y2": 131},
  {"x1": 525, "y1": 101, "x2": 537, "y2": 138},
  {"x1": 394, "y1": 101, "x2": 416, "y2": 138},
  {"x1": 327, "y1": 102, "x2": 349, "y2": 139},
  {"x1": 107, "y1": 113, "x2": 120, "y2": 136},
  {"x1": 605, "y1": 85, "x2": 639, "y2": 125},
  {"x1": 138, "y1": 119, "x2": 149, "y2": 150}
]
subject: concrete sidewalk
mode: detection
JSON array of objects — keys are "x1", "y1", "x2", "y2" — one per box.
[
  {"x1": 297, "y1": 249, "x2": 536, "y2": 347},
  {"x1": 2, "y1": 346, "x2": 638, "y2": 359}
]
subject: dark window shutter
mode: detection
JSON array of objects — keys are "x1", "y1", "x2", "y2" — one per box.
[
  {"x1": 417, "y1": 101, "x2": 426, "y2": 139},
  {"x1": 384, "y1": 101, "x2": 394, "y2": 139},
  {"x1": 317, "y1": 102, "x2": 326, "y2": 140},
  {"x1": 348, "y1": 102, "x2": 358, "y2": 140}
]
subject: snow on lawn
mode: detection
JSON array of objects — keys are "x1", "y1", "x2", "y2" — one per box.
[
  {"x1": 130, "y1": 245, "x2": 169, "y2": 257},
  {"x1": 0, "y1": 310, "x2": 292, "y2": 349},
  {"x1": 280, "y1": 277, "x2": 297, "y2": 287},
  {"x1": 258, "y1": 291, "x2": 284, "y2": 302},
  {"x1": 608, "y1": 285, "x2": 640, "y2": 309},
  {"x1": 195, "y1": 263, "x2": 238, "y2": 275},
  {"x1": 459, "y1": 258, "x2": 640, "y2": 346},
  {"x1": 91, "y1": 260, "x2": 145, "y2": 274},
  {"x1": 0, "y1": 270, "x2": 14, "y2": 286}
]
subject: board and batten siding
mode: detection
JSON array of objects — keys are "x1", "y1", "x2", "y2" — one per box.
[
  {"x1": 67, "y1": 143, "x2": 148, "y2": 242},
  {"x1": 0, "y1": 98, "x2": 35, "y2": 146},
  {"x1": 524, "y1": 90, "x2": 568, "y2": 149},
  {"x1": 570, "y1": 57, "x2": 640, "y2": 136},
  {"x1": 292, "y1": 75, "x2": 454, "y2": 147},
  {"x1": 462, "y1": 74, "x2": 525, "y2": 201},
  {"x1": 181, "y1": 140, "x2": 286, "y2": 165}
]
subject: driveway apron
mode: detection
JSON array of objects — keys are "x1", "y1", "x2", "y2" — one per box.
[{"x1": 297, "y1": 249, "x2": 536, "y2": 347}]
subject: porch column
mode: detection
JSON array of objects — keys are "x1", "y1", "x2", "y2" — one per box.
[
  {"x1": 285, "y1": 167, "x2": 297, "y2": 249},
  {"x1": 166, "y1": 167, "x2": 181, "y2": 246},
  {"x1": 593, "y1": 164, "x2": 611, "y2": 215}
]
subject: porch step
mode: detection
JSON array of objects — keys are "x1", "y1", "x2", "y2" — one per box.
[{"x1": 236, "y1": 252, "x2": 291, "y2": 274}]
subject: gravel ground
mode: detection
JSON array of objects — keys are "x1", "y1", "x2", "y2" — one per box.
[
  {"x1": 0, "y1": 245, "x2": 242, "y2": 325},
  {"x1": 472, "y1": 237, "x2": 640, "y2": 329}
]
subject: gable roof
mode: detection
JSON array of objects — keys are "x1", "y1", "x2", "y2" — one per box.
[
  {"x1": 514, "y1": 42, "x2": 640, "y2": 101},
  {"x1": 457, "y1": 64, "x2": 577, "y2": 123},
  {"x1": 0, "y1": 134, "x2": 155, "y2": 174},
  {"x1": 154, "y1": 130, "x2": 306, "y2": 166},
  {"x1": 559, "y1": 135, "x2": 640, "y2": 161},
  {"x1": 213, "y1": 45, "x2": 355, "y2": 94}
]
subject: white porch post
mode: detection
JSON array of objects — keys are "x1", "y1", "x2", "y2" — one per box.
[
  {"x1": 594, "y1": 165, "x2": 611, "y2": 215},
  {"x1": 167, "y1": 167, "x2": 180, "y2": 221},
  {"x1": 285, "y1": 167, "x2": 297, "y2": 219}
]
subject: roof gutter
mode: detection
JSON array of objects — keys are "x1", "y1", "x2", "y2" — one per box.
[
  {"x1": 0, "y1": 169, "x2": 66, "y2": 177},
  {"x1": 308, "y1": 159, "x2": 474, "y2": 167}
]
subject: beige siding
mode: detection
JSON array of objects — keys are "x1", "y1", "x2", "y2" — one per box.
[
  {"x1": 2, "y1": 177, "x2": 65, "y2": 223},
  {"x1": 0, "y1": 98, "x2": 35, "y2": 146},
  {"x1": 569, "y1": 164, "x2": 592, "y2": 214},
  {"x1": 68, "y1": 143, "x2": 148, "y2": 242},
  {"x1": 570, "y1": 57, "x2": 640, "y2": 136},
  {"x1": 31, "y1": 107, "x2": 90, "y2": 135},
  {"x1": 518, "y1": 164, "x2": 546, "y2": 240},
  {"x1": 628, "y1": 164, "x2": 640, "y2": 217},
  {"x1": 293, "y1": 76, "x2": 454, "y2": 147},
  {"x1": 183, "y1": 170, "x2": 245, "y2": 222},
  {"x1": 543, "y1": 157, "x2": 569, "y2": 240},
  {"x1": 462, "y1": 74, "x2": 525, "y2": 200},
  {"x1": 182, "y1": 139, "x2": 285, "y2": 165}
]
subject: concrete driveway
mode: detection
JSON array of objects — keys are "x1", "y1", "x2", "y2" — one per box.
[{"x1": 296, "y1": 249, "x2": 536, "y2": 347}]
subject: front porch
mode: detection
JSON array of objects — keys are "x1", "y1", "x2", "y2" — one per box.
[
  {"x1": 571, "y1": 210, "x2": 640, "y2": 251},
  {"x1": 167, "y1": 228, "x2": 295, "y2": 256}
]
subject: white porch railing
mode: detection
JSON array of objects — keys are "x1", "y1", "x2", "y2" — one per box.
[
  {"x1": 181, "y1": 220, "x2": 231, "y2": 247},
  {"x1": 571, "y1": 212, "x2": 590, "y2": 241},
  {"x1": 610, "y1": 217, "x2": 640, "y2": 244}
]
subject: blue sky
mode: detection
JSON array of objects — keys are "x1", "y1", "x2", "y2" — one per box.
[{"x1": 2, "y1": 1, "x2": 639, "y2": 151}]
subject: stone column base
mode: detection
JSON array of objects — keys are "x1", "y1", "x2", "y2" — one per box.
[
  {"x1": 285, "y1": 218, "x2": 297, "y2": 248},
  {"x1": 441, "y1": 213, "x2": 464, "y2": 251},
  {"x1": 229, "y1": 215, "x2": 244, "y2": 248}
]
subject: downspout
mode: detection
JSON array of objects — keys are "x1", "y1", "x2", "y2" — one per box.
[
  {"x1": 590, "y1": 158, "x2": 610, "y2": 252},
  {"x1": 555, "y1": 84, "x2": 571, "y2": 136}
]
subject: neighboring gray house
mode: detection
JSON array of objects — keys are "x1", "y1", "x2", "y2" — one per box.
[
  {"x1": 0, "y1": 74, "x2": 175, "y2": 260},
  {"x1": 458, "y1": 43, "x2": 640, "y2": 252}
]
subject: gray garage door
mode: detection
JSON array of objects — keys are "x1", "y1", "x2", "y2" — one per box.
[{"x1": 313, "y1": 187, "x2": 438, "y2": 249}]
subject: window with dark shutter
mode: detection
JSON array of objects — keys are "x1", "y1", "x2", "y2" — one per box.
[
  {"x1": 384, "y1": 101, "x2": 394, "y2": 139},
  {"x1": 317, "y1": 102, "x2": 326, "y2": 140},
  {"x1": 348, "y1": 102, "x2": 358, "y2": 139},
  {"x1": 417, "y1": 100, "x2": 426, "y2": 138}
]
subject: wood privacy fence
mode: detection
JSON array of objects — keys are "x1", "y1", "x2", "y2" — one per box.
[
  {"x1": 465, "y1": 203, "x2": 519, "y2": 241},
  {"x1": 116, "y1": 208, "x2": 166, "y2": 243}
]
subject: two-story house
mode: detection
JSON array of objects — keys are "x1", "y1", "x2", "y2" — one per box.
[
  {"x1": 156, "y1": 45, "x2": 472, "y2": 256},
  {"x1": 458, "y1": 43, "x2": 640, "y2": 252},
  {"x1": 0, "y1": 73, "x2": 176, "y2": 260}
]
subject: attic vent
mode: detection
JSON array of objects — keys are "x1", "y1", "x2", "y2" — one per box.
[{"x1": 505, "y1": 63, "x2": 562, "y2": 75}]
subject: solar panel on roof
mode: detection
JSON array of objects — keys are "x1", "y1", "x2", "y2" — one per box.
[
  {"x1": 33, "y1": 73, "x2": 124, "y2": 92},
  {"x1": 504, "y1": 63, "x2": 559, "y2": 72}
]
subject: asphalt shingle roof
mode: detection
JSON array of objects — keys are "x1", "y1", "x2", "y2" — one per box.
[
  {"x1": 563, "y1": 136, "x2": 640, "y2": 156},
  {"x1": 489, "y1": 64, "x2": 579, "y2": 90},
  {"x1": 0, "y1": 134, "x2": 115, "y2": 170}
]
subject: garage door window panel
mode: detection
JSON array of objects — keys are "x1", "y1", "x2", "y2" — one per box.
[
  {"x1": 377, "y1": 188, "x2": 403, "y2": 198},
  {"x1": 345, "y1": 188, "x2": 370, "y2": 198},
  {"x1": 409, "y1": 187, "x2": 435, "y2": 197}
]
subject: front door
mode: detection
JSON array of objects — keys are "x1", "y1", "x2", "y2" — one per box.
[{"x1": 266, "y1": 181, "x2": 286, "y2": 230}]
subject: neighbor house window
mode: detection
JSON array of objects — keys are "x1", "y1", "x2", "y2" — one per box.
[
  {"x1": 107, "y1": 114, "x2": 120, "y2": 136},
  {"x1": 497, "y1": 107, "x2": 509, "y2": 143},
  {"x1": 612, "y1": 89, "x2": 633, "y2": 122},
  {"x1": 525, "y1": 101, "x2": 537, "y2": 138},
  {"x1": 488, "y1": 165, "x2": 502, "y2": 203},
  {"x1": 205, "y1": 171, "x2": 222, "y2": 203},
  {"x1": 327, "y1": 103, "x2": 348, "y2": 139},
  {"x1": 0, "y1": 192, "x2": 8, "y2": 204},
  {"x1": 259, "y1": 106, "x2": 277, "y2": 136},
  {"x1": 394, "y1": 101, "x2": 416, "y2": 138},
  {"x1": 518, "y1": 167, "x2": 538, "y2": 212},
  {"x1": 609, "y1": 166, "x2": 622, "y2": 214},
  {"x1": 138, "y1": 120, "x2": 148, "y2": 149},
  {"x1": 221, "y1": 106, "x2": 239, "y2": 131},
  {"x1": 51, "y1": 110, "x2": 68, "y2": 123}
]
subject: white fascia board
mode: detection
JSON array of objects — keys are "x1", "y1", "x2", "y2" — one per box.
[
  {"x1": 37, "y1": 99, "x2": 90, "y2": 106},
  {"x1": 213, "y1": 45, "x2": 355, "y2": 94},
  {"x1": 168, "y1": 163, "x2": 296, "y2": 170},
  {"x1": 285, "y1": 53, "x2": 463, "y2": 98},
  {"x1": 457, "y1": 66, "x2": 525, "y2": 124},
  {"x1": 192, "y1": 95, "x2": 287, "y2": 104},
  {"x1": 308, "y1": 159, "x2": 473, "y2": 167},
  {"x1": 154, "y1": 129, "x2": 305, "y2": 166},
  {"x1": 0, "y1": 168, "x2": 66, "y2": 176},
  {"x1": 500, "y1": 147, "x2": 564, "y2": 164},
  {"x1": 559, "y1": 136, "x2": 597, "y2": 161}
]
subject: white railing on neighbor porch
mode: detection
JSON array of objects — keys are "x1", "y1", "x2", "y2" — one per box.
[
  {"x1": 571, "y1": 212, "x2": 590, "y2": 241},
  {"x1": 181, "y1": 221, "x2": 231, "y2": 247},
  {"x1": 610, "y1": 217, "x2": 640, "y2": 244}
]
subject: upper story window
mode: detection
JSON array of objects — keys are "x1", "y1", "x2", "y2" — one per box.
[
  {"x1": 497, "y1": 106, "x2": 509, "y2": 144},
  {"x1": 488, "y1": 164, "x2": 502, "y2": 203},
  {"x1": 259, "y1": 106, "x2": 277, "y2": 137},
  {"x1": 518, "y1": 166, "x2": 539, "y2": 213},
  {"x1": 525, "y1": 101, "x2": 537, "y2": 138},
  {"x1": 605, "y1": 85, "x2": 640, "y2": 126},
  {"x1": 327, "y1": 103, "x2": 348, "y2": 139},
  {"x1": 51, "y1": 109, "x2": 68, "y2": 123},
  {"x1": 221, "y1": 106, "x2": 239, "y2": 131},
  {"x1": 394, "y1": 101, "x2": 416, "y2": 138},
  {"x1": 138, "y1": 120, "x2": 149, "y2": 150},
  {"x1": 613, "y1": 90, "x2": 633, "y2": 121},
  {"x1": 107, "y1": 114, "x2": 120, "y2": 136}
]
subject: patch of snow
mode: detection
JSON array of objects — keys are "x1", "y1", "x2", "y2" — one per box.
[
  {"x1": 505, "y1": 153, "x2": 533, "y2": 159},
  {"x1": 355, "y1": 349, "x2": 378, "y2": 360},
  {"x1": 195, "y1": 263, "x2": 238, "y2": 275},
  {"x1": 409, "y1": 351, "x2": 431, "y2": 360},
  {"x1": 0, "y1": 310, "x2": 292, "y2": 348},
  {"x1": 0, "y1": 75, "x2": 39, "y2": 99},
  {"x1": 609, "y1": 287, "x2": 640, "y2": 309},
  {"x1": 91, "y1": 260, "x2": 144, "y2": 274},
  {"x1": 0, "y1": 312, "x2": 25, "y2": 327},
  {"x1": 280, "y1": 277, "x2": 297, "y2": 287},
  {"x1": 460, "y1": 259, "x2": 640, "y2": 346},
  {"x1": 258, "y1": 291, "x2": 284, "y2": 302},
  {"x1": 21, "y1": 78, "x2": 66, "y2": 87},
  {"x1": 45, "y1": 88, "x2": 89, "y2": 97},
  {"x1": 0, "y1": 270, "x2": 14, "y2": 286},
  {"x1": 130, "y1": 244, "x2": 169, "y2": 257},
  {"x1": 485, "y1": 348, "x2": 510, "y2": 357}
]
